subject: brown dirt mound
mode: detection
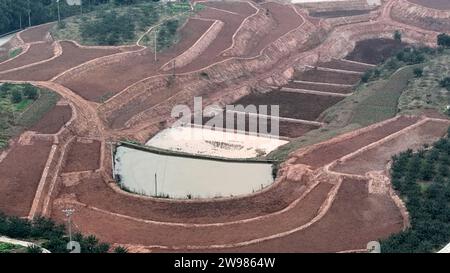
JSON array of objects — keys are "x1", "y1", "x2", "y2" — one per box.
[
  {"x1": 31, "y1": 105, "x2": 72, "y2": 134},
  {"x1": 0, "y1": 41, "x2": 122, "y2": 81},
  {"x1": 63, "y1": 140, "x2": 101, "y2": 173},
  {"x1": 0, "y1": 42, "x2": 54, "y2": 72},
  {"x1": 296, "y1": 116, "x2": 420, "y2": 169},
  {"x1": 0, "y1": 140, "x2": 53, "y2": 217},
  {"x1": 234, "y1": 91, "x2": 343, "y2": 121},
  {"x1": 285, "y1": 81, "x2": 353, "y2": 94},
  {"x1": 345, "y1": 38, "x2": 408, "y2": 65},
  {"x1": 332, "y1": 119, "x2": 449, "y2": 175},
  {"x1": 408, "y1": 0, "x2": 450, "y2": 10},
  {"x1": 202, "y1": 178, "x2": 403, "y2": 253},
  {"x1": 294, "y1": 69, "x2": 361, "y2": 85},
  {"x1": 20, "y1": 23, "x2": 55, "y2": 43},
  {"x1": 58, "y1": 18, "x2": 213, "y2": 102}
]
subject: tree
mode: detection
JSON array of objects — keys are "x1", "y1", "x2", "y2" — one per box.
[
  {"x1": 26, "y1": 244, "x2": 43, "y2": 253},
  {"x1": 437, "y1": 33, "x2": 450, "y2": 47},
  {"x1": 440, "y1": 77, "x2": 450, "y2": 91},
  {"x1": 394, "y1": 30, "x2": 402, "y2": 42},
  {"x1": 10, "y1": 90, "x2": 22, "y2": 104},
  {"x1": 23, "y1": 84, "x2": 38, "y2": 100},
  {"x1": 413, "y1": 67, "x2": 423, "y2": 78},
  {"x1": 114, "y1": 246, "x2": 129, "y2": 253}
]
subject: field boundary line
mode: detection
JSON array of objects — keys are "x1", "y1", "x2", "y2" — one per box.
[
  {"x1": 0, "y1": 41, "x2": 61, "y2": 75},
  {"x1": 28, "y1": 142, "x2": 58, "y2": 219},
  {"x1": 113, "y1": 179, "x2": 342, "y2": 250},
  {"x1": 0, "y1": 43, "x2": 30, "y2": 66},
  {"x1": 217, "y1": 0, "x2": 260, "y2": 56},
  {"x1": 305, "y1": 65, "x2": 364, "y2": 75},
  {"x1": 77, "y1": 177, "x2": 321, "y2": 228},
  {"x1": 291, "y1": 80, "x2": 354, "y2": 87},
  {"x1": 278, "y1": 86, "x2": 352, "y2": 97}
]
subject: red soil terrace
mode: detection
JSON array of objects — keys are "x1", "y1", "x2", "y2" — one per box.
[
  {"x1": 0, "y1": 0, "x2": 448, "y2": 253},
  {"x1": 203, "y1": 178, "x2": 403, "y2": 253},
  {"x1": 332, "y1": 119, "x2": 449, "y2": 175},
  {"x1": 234, "y1": 91, "x2": 344, "y2": 121},
  {"x1": 0, "y1": 41, "x2": 123, "y2": 81},
  {"x1": 58, "y1": 18, "x2": 213, "y2": 101},
  {"x1": 295, "y1": 116, "x2": 420, "y2": 169},
  {"x1": 408, "y1": 0, "x2": 450, "y2": 10},
  {"x1": 0, "y1": 42, "x2": 54, "y2": 72},
  {"x1": 285, "y1": 81, "x2": 353, "y2": 94},
  {"x1": 62, "y1": 140, "x2": 101, "y2": 173},
  {"x1": 19, "y1": 23, "x2": 55, "y2": 43},
  {"x1": 0, "y1": 140, "x2": 53, "y2": 217},
  {"x1": 31, "y1": 105, "x2": 72, "y2": 134}
]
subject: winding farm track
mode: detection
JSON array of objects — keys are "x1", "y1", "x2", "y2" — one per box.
[{"x1": 0, "y1": 0, "x2": 449, "y2": 252}]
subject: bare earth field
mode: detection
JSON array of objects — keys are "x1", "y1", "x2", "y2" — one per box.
[
  {"x1": 19, "y1": 23, "x2": 55, "y2": 43},
  {"x1": 58, "y1": 19, "x2": 213, "y2": 101},
  {"x1": 52, "y1": 181, "x2": 333, "y2": 247},
  {"x1": 56, "y1": 175, "x2": 309, "y2": 224},
  {"x1": 0, "y1": 140, "x2": 53, "y2": 217},
  {"x1": 62, "y1": 140, "x2": 101, "y2": 173},
  {"x1": 407, "y1": 0, "x2": 450, "y2": 10},
  {"x1": 295, "y1": 116, "x2": 420, "y2": 168},
  {"x1": 345, "y1": 38, "x2": 408, "y2": 64},
  {"x1": 318, "y1": 59, "x2": 373, "y2": 73},
  {"x1": 200, "y1": 178, "x2": 402, "y2": 253},
  {"x1": 0, "y1": 0, "x2": 448, "y2": 253},
  {"x1": 0, "y1": 42, "x2": 54, "y2": 72},
  {"x1": 0, "y1": 41, "x2": 123, "y2": 81},
  {"x1": 285, "y1": 81, "x2": 353, "y2": 94},
  {"x1": 234, "y1": 91, "x2": 344, "y2": 121},
  {"x1": 294, "y1": 69, "x2": 361, "y2": 85},
  {"x1": 31, "y1": 105, "x2": 72, "y2": 134},
  {"x1": 332, "y1": 119, "x2": 450, "y2": 175}
]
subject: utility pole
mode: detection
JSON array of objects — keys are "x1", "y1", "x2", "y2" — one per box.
[
  {"x1": 154, "y1": 27, "x2": 158, "y2": 62},
  {"x1": 62, "y1": 208, "x2": 75, "y2": 244},
  {"x1": 154, "y1": 173, "x2": 158, "y2": 196},
  {"x1": 57, "y1": 0, "x2": 61, "y2": 23},
  {"x1": 28, "y1": 0, "x2": 31, "y2": 27}
]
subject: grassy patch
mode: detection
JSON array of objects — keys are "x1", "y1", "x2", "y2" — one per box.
[
  {"x1": 8, "y1": 47, "x2": 22, "y2": 59},
  {"x1": 398, "y1": 49, "x2": 450, "y2": 115},
  {"x1": 0, "y1": 83, "x2": 59, "y2": 150},
  {"x1": 51, "y1": 2, "x2": 195, "y2": 46},
  {"x1": 0, "y1": 242, "x2": 24, "y2": 253}
]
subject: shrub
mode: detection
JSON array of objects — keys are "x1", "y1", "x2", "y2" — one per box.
[
  {"x1": 413, "y1": 68, "x2": 423, "y2": 78},
  {"x1": 440, "y1": 77, "x2": 450, "y2": 91},
  {"x1": 23, "y1": 84, "x2": 39, "y2": 100},
  {"x1": 10, "y1": 90, "x2": 22, "y2": 104}
]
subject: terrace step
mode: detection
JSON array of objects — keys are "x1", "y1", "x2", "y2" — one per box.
[
  {"x1": 277, "y1": 87, "x2": 352, "y2": 98},
  {"x1": 223, "y1": 109, "x2": 325, "y2": 127},
  {"x1": 305, "y1": 65, "x2": 364, "y2": 75},
  {"x1": 291, "y1": 80, "x2": 354, "y2": 88},
  {"x1": 184, "y1": 123, "x2": 292, "y2": 141},
  {"x1": 340, "y1": 58, "x2": 376, "y2": 68}
]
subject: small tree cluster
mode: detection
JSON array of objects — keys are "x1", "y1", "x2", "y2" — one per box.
[
  {"x1": 381, "y1": 129, "x2": 450, "y2": 253},
  {"x1": 437, "y1": 33, "x2": 450, "y2": 48}
]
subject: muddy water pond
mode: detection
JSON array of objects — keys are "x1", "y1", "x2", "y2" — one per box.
[{"x1": 114, "y1": 145, "x2": 275, "y2": 199}]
